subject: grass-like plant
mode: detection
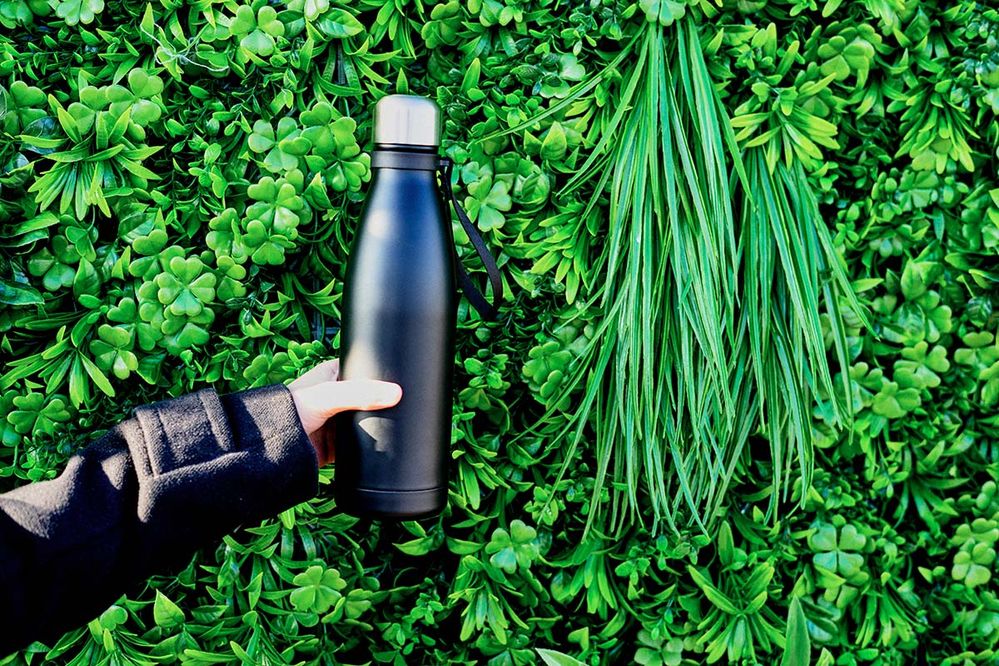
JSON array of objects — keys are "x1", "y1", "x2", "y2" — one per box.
[
  {"x1": 737, "y1": 148, "x2": 865, "y2": 515},
  {"x1": 504, "y1": 16, "x2": 864, "y2": 534}
]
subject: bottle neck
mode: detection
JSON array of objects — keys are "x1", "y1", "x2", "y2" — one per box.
[
  {"x1": 375, "y1": 143, "x2": 437, "y2": 153},
  {"x1": 371, "y1": 144, "x2": 441, "y2": 172}
]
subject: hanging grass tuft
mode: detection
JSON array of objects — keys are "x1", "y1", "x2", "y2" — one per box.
[
  {"x1": 737, "y1": 148, "x2": 866, "y2": 517},
  {"x1": 499, "y1": 16, "x2": 865, "y2": 535}
]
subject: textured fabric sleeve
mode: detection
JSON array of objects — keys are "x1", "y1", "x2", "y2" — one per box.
[{"x1": 0, "y1": 384, "x2": 318, "y2": 657}]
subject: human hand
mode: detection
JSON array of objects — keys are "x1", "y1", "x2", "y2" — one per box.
[{"x1": 289, "y1": 359, "x2": 402, "y2": 466}]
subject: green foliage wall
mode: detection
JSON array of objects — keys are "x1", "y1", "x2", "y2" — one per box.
[{"x1": 1, "y1": 0, "x2": 997, "y2": 664}]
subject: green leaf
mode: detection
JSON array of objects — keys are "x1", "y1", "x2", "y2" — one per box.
[
  {"x1": 153, "y1": 590, "x2": 186, "y2": 628},
  {"x1": 781, "y1": 596, "x2": 811, "y2": 666},
  {"x1": 541, "y1": 122, "x2": 568, "y2": 161},
  {"x1": 316, "y1": 8, "x2": 363, "y2": 38},
  {"x1": 0, "y1": 278, "x2": 44, "y2": 306},
  {"x1": 395, "y1": 536, "x2": 438, "y2": 556},
  {"x1": 229, "y1": 5, "x2": 256, "y2": 34},
  {"x1": 536, "y1": 648, "x2": 588, "y2": 666},
  {"x1": 241, "y1": 30, "x2": 276, "y2": 57},
  {"x1": 80, "y1": 353, "x2": 114, "y2": 398}
]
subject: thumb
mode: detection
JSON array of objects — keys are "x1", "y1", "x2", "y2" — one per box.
[
  {"x1": 292, "y1": 379, "x2": 403, "y2": 435},
  {"x1": 312, "y1": 379, "x2": 403, "y2": 416}
]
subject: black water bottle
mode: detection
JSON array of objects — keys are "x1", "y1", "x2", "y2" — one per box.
[{"x1": 333, "y1": 95, "x2": 457, "y2": 519}]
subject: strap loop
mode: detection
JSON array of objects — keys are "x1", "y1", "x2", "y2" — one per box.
[
  {"x1": 437, "y1": 158, "x2": 502, "y2": 320},
  {"x1": 368, "y1": 150, "x2": 502, "y2": 320}
]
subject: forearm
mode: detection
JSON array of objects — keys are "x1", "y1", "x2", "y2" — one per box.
[
  {"x1": 0, "y1": 385, "x2": 318, "y2": 655},
  {"x1": 0, "y1": 425, "x2": 140, "y2": 654}
]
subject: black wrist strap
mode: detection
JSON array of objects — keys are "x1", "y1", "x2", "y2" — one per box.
[
  {"x1": 437, "y1": 157, "x2": 502, "y2": 321},
  {"x1": 369, "y1": 150, "x2": 502, "y2": 320}
]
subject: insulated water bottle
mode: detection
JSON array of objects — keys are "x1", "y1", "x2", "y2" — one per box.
[{"x1": 333, "y1": 95, "x2": 499, "y2": 519}]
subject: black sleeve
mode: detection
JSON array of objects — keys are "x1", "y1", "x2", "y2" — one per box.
[{"x1": 0, "y1": 384, "x2": 319, "y2": 657}]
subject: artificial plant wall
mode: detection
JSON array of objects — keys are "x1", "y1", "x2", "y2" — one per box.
[{"x1": 1, "y1": 0, "x2": 997, "y2": 664}]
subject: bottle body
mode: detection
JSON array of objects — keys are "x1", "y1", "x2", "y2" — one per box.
[{"x1": 333, "y1": 160, "x2": 457, "y2": 518}]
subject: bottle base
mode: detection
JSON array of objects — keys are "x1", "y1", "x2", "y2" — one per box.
[{"x1": 335, "y1": 486, "x2": 446, "y2": 519}]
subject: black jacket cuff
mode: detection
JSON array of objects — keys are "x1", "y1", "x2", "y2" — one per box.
[{"x1": 128, "y1": 384, "x2": 318, "y2": 564}]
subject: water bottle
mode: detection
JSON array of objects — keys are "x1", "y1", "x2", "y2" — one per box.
[{"x1": 333, "y1": 95, "x2": 499, "y2": 519}]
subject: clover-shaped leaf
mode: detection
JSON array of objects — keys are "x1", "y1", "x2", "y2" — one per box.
[
  {"x1": 817, "y1": 27, "x2": 879, "y2": 86},
  {"x1": 952, "y1": 548, "x2": 994, "y2": 588},
  {"x1": 951, "y1": 519, "x2": 998, "y2": 589},
  {"x1": 26, "y1": 223, "x2": 95, "y2": 292},
  {"x1": 239, "y1": 175, "x2": 306, "y2": 265},
  {"x1": 243, "y1": 352, "x2": 295, "y2": 387},
  {"x1": 421, "y1": 0, "x2": 461, "y2": 48},
  {"x1": 485, "y1": 519, "x2": 539, "y2": 574},
  {"x1": 894, "y1": 341, "x2": 950, "y2": 390},
  {"x1": 97, "y1": 70, "x2": 166, "y2": 128},
  {"x1": 214, "y1": 256, "x2": 247, "y2": 301},
  {"x1": 119, "y1": 206, "x2": 169, "y2": 255},
  {"x1": 343, "y1": 588, "x2": 373, "y2": 620},
  {"x1": 523, "y1": 340, "x2": 573, "y2": 405},
  {"x1": 954, "y1": 332, "x2": 999, "y2": 407},
  {"x1": 290, "y1": 565, "x2": 346, "y2": 614},
  {"x1": 230, "y1": 5, "x2": 285, "y2": 57},
  {"x1": 154, "y1": 255, "x2": 217, "y2": 317},
  {"x1": 161, "y1": 320, "x2": 211, "y2": 351},
  {"x1": 522, "y1": 328, "x2": 591, "y2": 411},
  {"x1": 28, "y1": 246, "x2": 75, "y2": 291},
  {"x1": 107, "y1": 296, "x2": 161, "y2": 352},
  {"x1": 97, "y1": 605, "x2": 127, "y2": 630},
  {"x1": 249, "y1": 117, "x2": 304, "y2": 173},
  {"x1": 248, "y1": 120, "x2": 276, "y2": 153},
  {"x1": 0, "y1": 392, "x2": 21, "y2": 447},
  {"x1": 639, "y1": 0, "x2": 686, "y2": 27},
  {"x1": 635, "y1": 629, "x2": 684, "y2": 666},
  {"x1": 302, "y1": 0, "x2": 329, "y2": 21},
  {"x1": 206, "y1": 208, "x2": 249, "y2": 264},
  {"x1": 10, "y1": 80, "x2": 47, "y2": 108},
  {"x1": 135, "y1": 246, "x2": 217, "y2": 353},
  {"x1": 107, "y1": 297, "x2": 137, "y2": 325},
  {"x1": 127, "y1": 69, "x2": 164, "y2": 98},
  {"x1": 110, "y1": 69, "x2": 166, "y2": 125},
  {"x1": 89, "y1": 324, "x2": 138, "y2": 380},
  {"x1": 51, "y1": 0, "x2": 103, "y2": 26},
  {"x1": 809, "y1": 523, "x2": 869, "y2": 585},
  {"x1": 3, "y1": 81, "x2": 47, "y2": 132},
  {"x1": 871, "y1": 380, "x2": 921, "y2": 419},
  {"x1": 300, "y1": 115, "x2": 368, "y2": 190},
  {"x1": 465, "y1": 175, "x2": 512, "y2": 232},
  {"x1": 7, "y1": 392, "x2": 71, "y2": 437}
]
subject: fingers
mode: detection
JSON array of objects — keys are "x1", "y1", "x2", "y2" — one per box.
[
  {"x1": 291, "y1": 378, "x2": 403, "y2": 436},
  {"x1": 290, "y1": 361, "x2": 403, "y2": 437},
  {"x1": 308, "y1": 379, "x2": 403, "y2": 417},
  {"x1": 289, "y1": 359, "x2": 340, "y2": 390}
]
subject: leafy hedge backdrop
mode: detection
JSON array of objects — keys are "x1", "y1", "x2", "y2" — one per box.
[{"x1": 1, "y1": 0, "x2": 998, "y2": 664}]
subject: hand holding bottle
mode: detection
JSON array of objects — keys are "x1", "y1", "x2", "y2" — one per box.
[{"x1": 289, "y1": 359, "x2": 402, "y2": 466}]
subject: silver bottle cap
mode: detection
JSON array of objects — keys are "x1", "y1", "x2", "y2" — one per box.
[{"x1": 373, "y1": 95, "x2": 441, "y2": 147}]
